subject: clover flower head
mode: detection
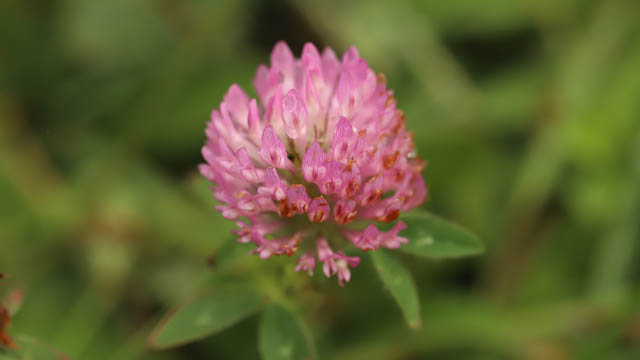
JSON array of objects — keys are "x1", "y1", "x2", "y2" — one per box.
[{"x1": 200, "y1": 41, "x2": 426, "y2": 285}]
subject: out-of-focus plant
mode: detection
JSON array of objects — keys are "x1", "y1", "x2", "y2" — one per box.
[
  {"x1": 0, "y1": 275, "x2": 68, "y2": 359},
  {"x1": 1, "y1": 0, "x2": 639, "y2": 359}
]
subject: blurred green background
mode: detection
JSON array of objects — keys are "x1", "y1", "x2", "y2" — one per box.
[{"x1": 1, "y1": 0, "x2": 640, "y2": 359}]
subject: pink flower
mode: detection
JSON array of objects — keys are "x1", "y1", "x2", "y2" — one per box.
[
  {"x1": 345, "y1": 221, "x2": 409, "y2": 251},
  {"x1": 317, "y1": 239, "x2": 360, "y2": 287},
  {"x1": 295, "y1": 253, "x2": 315, "y2": 276},
  {"x1": 201, "y1": 42, "x2": 426, "y2": 285}
]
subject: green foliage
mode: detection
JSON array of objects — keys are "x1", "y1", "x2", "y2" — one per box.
[
  {"x1": 258, "y1": 305, "x2": 316, "y2": 360},
  {"x1": 370, "y1": 251, "x2": 421, "y2": 329},
  {"x1": 149, "y1": 286, "x2": 263, "y2": 349},
  {"x1": 0, "y1": 336, "x2": 68, "y2": 360},
  {"x1": 399, "y1": 211, "x2": 484, "y2": 259},
  {"x1": 1, "y1": 0, "x2": 639, "y2": 359}
]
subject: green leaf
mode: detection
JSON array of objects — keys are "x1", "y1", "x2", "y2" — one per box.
[
  {"x1": 398, "y1": 210, "x2": 484, "y2": 259},
  {"x1": 370, "y1": 250, "x2": 422, "y2": 329},
  {"x1": 258, "y1": 304, "x2": 316, "y2": 360},
  {"x1": 148, "y1": 285, "x2": 263, "y2": 349},
  {"x1": 0, "y1": 335, "x2": 69, "y2": 360}
]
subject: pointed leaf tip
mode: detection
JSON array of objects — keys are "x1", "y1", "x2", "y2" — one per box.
[
  {"x1": 370, "y1": 250, "x2": 421, "y2": 330},
  {"x1": 398, "y1": 210, "x2": 484, "y2": 259},
  {"x1": 148, "y1": 286, "x2": 263, "y2": 350}
]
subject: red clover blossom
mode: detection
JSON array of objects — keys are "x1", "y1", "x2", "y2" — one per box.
[{"x1": 200, "y1": 42, "x2": 426, "y2": 286}]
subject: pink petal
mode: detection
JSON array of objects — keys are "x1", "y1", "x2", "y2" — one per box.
[
  {"x1": 316, "y1": 238, "x2": 334, "y2": 261},
  {"x1": 295, "y1": 253, "x2": 315, "y2": 276},
  {"x1": 342, "y1": 46, "x2": 360, "y2": 65},
  {"x1": 302, "y1": 141, "x2": 327, "y2": 182},
  {"x1": 302, "y1": 42, "x2": 321, "y2": 72},
  {"x1": 259, "y1": 126, "x2": 290, "y2": 169},
  {"x1": 284, "y1": 185, "x2": 311, "y2": 215},
  {"x1": 333, "y1": 199, "x2": 357, "y2": 225},
  {"x1": 247, "y1": 99, "x2": 261, "y2": 144},
  {"x1": 264, "y1": 87, "x2": 284, "y2": 134},
  {"x1": 321, "y1": 47, "x2": 340, "y2": 85},
  {"x1": 253, "y1": 65, "x2": 280, "y2": 104},
  {"x1": 271, "y1": 41, "x2": 295, "y2": 79},
  {"x1": 307, "y1": 197, "x2": 330, "y2": 223},
  {"x1": 353, "y1": 224, "x2": 381, "y2": 251},
  {"x1": 340, "y1": 162, "x2": 362, "y2": 198},
  {"x1": 236, "y1": 147, "x2": 264, "y2": 183},
  {"x1": 360, "y1": 175, "x2": 383, "y2": 206},
  {"x1": 223, "y1": 84, "x2": 250, "y2": 126},
  {"x1": 258, "y1": 167, "x2": 287, "y2": 201},
  {"x1": 381, "y1": 221, "x2": 409, "y2": 249},
  {"x1": 318, "y1": 160, "x2": 344, "y2": 194},
  {"x1": 282, "y1": 89, "x2": 308, "y2": 139},
  {"x1": 331, "y1": 116, "x2": 356, "y2": 161},
  {"x1": 304, "y1": 70, "x2": 322, "y2": 116}
]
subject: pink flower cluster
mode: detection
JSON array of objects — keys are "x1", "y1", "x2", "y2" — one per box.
[{"x1": 200, "y1": 42, "x2": 426, "y2": 285}]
